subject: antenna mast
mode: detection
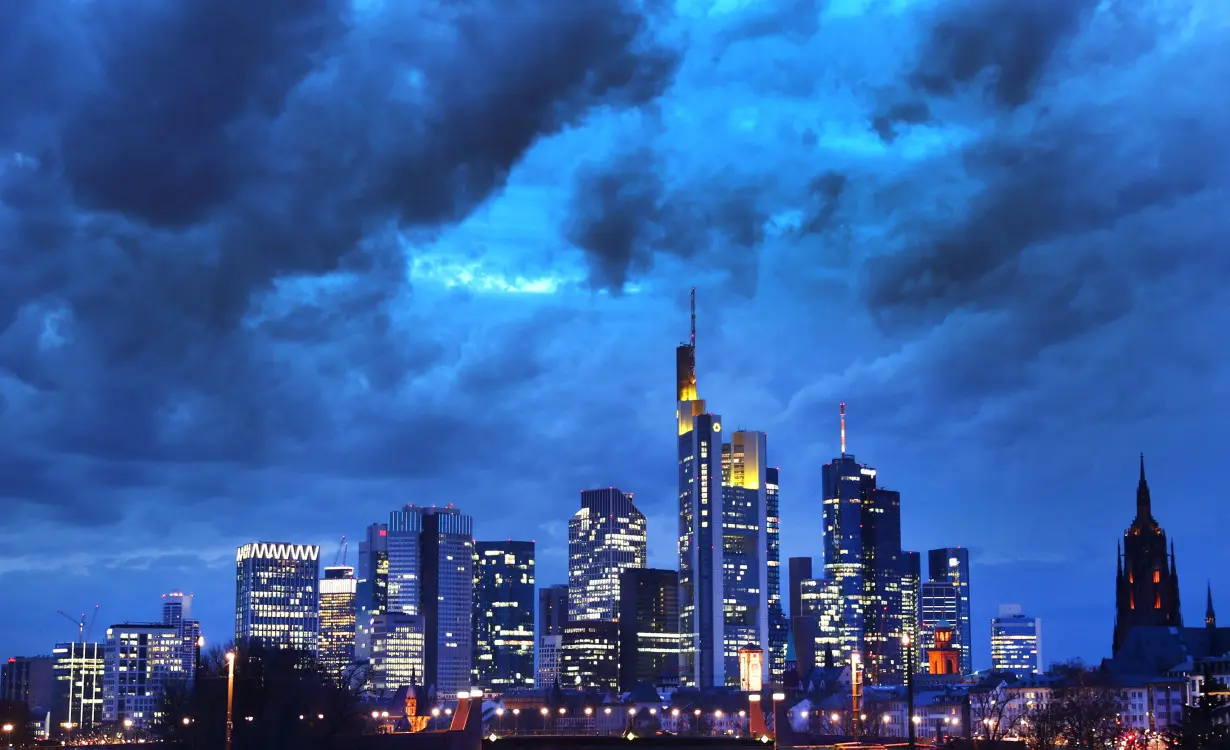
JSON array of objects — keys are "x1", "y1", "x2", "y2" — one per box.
[
  {"x1": 690, "y1": 287, "x2": 696, "y2": 347},
  {"x1": 840, "y1": 402, "x2": 846, "y2": 455}
]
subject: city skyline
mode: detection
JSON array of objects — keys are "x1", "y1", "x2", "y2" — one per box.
[{"x1": 3, "y1": 0, "x2": 1229, "y2": 685}]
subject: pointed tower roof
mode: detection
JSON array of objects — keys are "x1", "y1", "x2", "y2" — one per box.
[
  {"x1": 1136, "y1": 453, "x2": 1153, "y2": 522},
  {"x1": 1207, "y1": 582, "x2": 1217, "y2": 628}
]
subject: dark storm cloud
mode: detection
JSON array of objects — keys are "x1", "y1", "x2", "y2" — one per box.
[
  {"x1": 0, "y1": 0, "x2": 680, "y2": 520},
  {"x1": 797, "y1": 171, "x2": 847, "y2": 234},
  {"x1": 713, "y1": 0, "x2": 825, "y2": 52},
  {"x1": 566, "y1": 151, "x2": 768, "y2": 293},
  {"x1": 910, "y1": 0, "x2": 1099, "y2": 108},
  {"x1": 869, "y1": 100, "x2": 932, "y2": 143}
]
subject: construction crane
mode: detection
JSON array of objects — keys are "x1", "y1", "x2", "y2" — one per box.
[
  {"x1": 333, "y1": 536, "x2": 349, "y2": 567},
  {"x1": 56, "y1": 605, "x2": 100, "y2": 643}
]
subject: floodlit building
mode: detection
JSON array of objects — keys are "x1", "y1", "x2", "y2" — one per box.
[
  {"x1": 990, "y1": 605, "x2": 1041, "y2": 676},
  {"x1": 320, "y1": 566, "x2": 358, "y2": 679},
  {"x1": 102, "y1": 624, "x2": 180, "y2": 727},
  {"x1": 473, "y1": 540, "x2": 535, "y2": 690},
  {"x1": 234, "y1": 542, "x2": 321, "y2": 653},
  {"x1": 370, "y1": 613, "x2": 425, "y2": 694}
]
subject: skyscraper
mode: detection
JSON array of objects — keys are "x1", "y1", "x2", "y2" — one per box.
[
  {"x1": 675, "y1": 291, "x2": 726, "y2": 687},
  {"x1": 234, "y1": 542, "x2": 320, "y2": 653},
  {"x1": 767, "y1": 467, "x2": 787, "y2": 680},
  {"x1": 560, "y1": 621, "x2": 619, "y2": 691},
  {"x1": 419, "y1": 506, "x2": 475, "y2": 698},
  {"x1": 1, "y1": 656, "x2": 53, "y2": 714},
  {"x1": 990, "y1": 604, "x2": 1041, "y2": 676},
  {"x1": 160, "y1": 592, "x2": 200, "y2": 682},
  {"x1": 788, "y1": 557, "x2": 817, "y2": 676},
  {"x1": 51, "y1": 642, "x2": 103, "y2": 735},
  {"x1": 319, "y1": 566, "x2": 357, "y2": 679},
  {"x1": 618, "y1": 568, "x2": 682, "y2": 691},
  {"x1": 355, "y1": 523, "x2": 389, "y2": 662},
  {"x1": 370, "y1": 613, "x2": 425, "y2": 694},
  {"x1": 927, "y1": 548, "x2": 972, "y2": 675},
  {"x1": 101, "y1": 623, "x2": 179, "y2": 727},
  {"x1": 820, "y1": 437, "x2": 908, "y2": 683},
  {"x1": 919, "y1": 581, "x2": 959, "y2": 673},
  {"x1": 568, "y1": 488, "x2": 647, "y2": 622},
  {"x1": 1114, "y1": 455, "x2": 1182, "y2": 653},
  {"x1": 388, "y1": 508, "x2": 423, "y2": 618},
  {"x1": 473, "y1": 541, "x2": 535, "y2": 690},
  {"x1": 901, "y1": 552, "x2": 921, "y2": 663},
  {"x1": 536, "y1": 584, "x2": 568, "y2": 688}
]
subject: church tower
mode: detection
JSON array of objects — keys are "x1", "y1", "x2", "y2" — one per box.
[{"x1": 1113, "y1": 454, "x2": 1183, "y2": 653}]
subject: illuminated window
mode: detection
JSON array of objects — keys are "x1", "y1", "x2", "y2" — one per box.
[
  {"x1": 1153, "y1": 570, "x2": 1160, "y2": 584},
  {"x1": 1154, "y1": 593, "x2": 1161, "y2": 610}
]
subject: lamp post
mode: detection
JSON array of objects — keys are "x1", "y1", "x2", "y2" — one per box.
[
  {"x1": 225, "y1": 651, "x2": 235, "y2": 750},
  {"x1": 903, "y1": 633, "x2": 915, "y2": 750},
  {"x1": 3, "y1": 722, "x2": 13, "y2": 750}
]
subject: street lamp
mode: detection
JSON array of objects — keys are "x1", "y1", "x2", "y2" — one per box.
[
  {"x1": 225, "y1": 651, "x2": 236, "y2": 750},
  {"x1": 2, "y1": 723, "x2": 12, "y2": 749},
  {"x1": 903, "y1": 633, "x2": 915, "y2": 750}
]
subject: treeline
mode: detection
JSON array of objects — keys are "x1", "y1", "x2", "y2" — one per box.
[{"x1": 155, "y1": 641, "x2": 371, "y2": 750}]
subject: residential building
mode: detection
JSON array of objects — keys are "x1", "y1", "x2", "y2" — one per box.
[
  {"x1": 51, "y1": 642, "x2": 103, "y2": 735},
  {"x1": 568, "y1": 488, "x2": 647, "y2": 622},
  {"x1": 234, "y1": 542, "x2": 320, "y2": 653},
  {"x1": 990, "y1": 605, "x2": 1041, "y2": 676},
  {"x1": 319, "y1": 566, "x2": 357, "y2": 679},
  {"x1": 101, "y1": 623, "x2": 179, "y2": 727},
  {"x1": 618, "y1": 568, "x2": 682, "y2": 691},
  {"x1": 473, "y1": 540, "x2": 535, "y2": 690}
]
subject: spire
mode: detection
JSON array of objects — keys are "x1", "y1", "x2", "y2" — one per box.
[
  {"x1": 1116, "y1": 540, "x2": 1123, "y2": 578},
  {"x1": 1135, "y1": 453, "x2": 1153, "y2": 522},
  {"x1": 1207, "y1": 581, "x2": 1217, "y2": 629},
  {"x1": 690, "y1": 286, "x2": 696, "y2": 348},
  {"x1": 840, "y1": 402, "x2": 847, "y2": 455}
]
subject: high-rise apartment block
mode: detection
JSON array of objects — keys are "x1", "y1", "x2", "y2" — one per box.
[
  {"x1": 320, "y1": 566, "x2": 357, "y2": 679},
  {"x1": 991, "y1": 604, "x2": 1042, "y2": 676},
  {"x1": 159, "y1": 592, "x2": 201, "y2": 682},
  {"x1": 101, "y1": 623, "x2": 180, "y2": 727},
  {"x1": 473, "y1": 541, "x2": 535, "y2": 690},
  {"x1": 568, "y1": 488, "x2": 647, "y2": 622},
  {"x1": 618, "y1": 568, "x2": 682, "y2": 691},
  {"x1": 52, "y1": 642, "x2": 104, "y2": 735},
  {"x1": 536, "y1": 584, "x2": 568, "y2": 688},
  {"x1": 234, "y1": 542, "x2": 321, "y2": 653},
  {"x1": 927, "y1": 548, "x2": 972, "y2": 675}
]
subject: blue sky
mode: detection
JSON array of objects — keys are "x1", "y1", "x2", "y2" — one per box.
[{"x1": 1, "y1": 0, "x2": 1228, "y2": 670}]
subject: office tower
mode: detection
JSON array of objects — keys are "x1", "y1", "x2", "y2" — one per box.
[
  {"x1": 618, "y1": 568, "x2": 682, "y2": 691},
  {"x1": 51, "y1": 642, "x2": 103, "y2": 735},
  {"x1": 101, "y1": 623, "x2": 180, "y2": 726},
  {"x1": 1114, "y1": 455, "x2": 1182, "y2": 653},
  {"x1": 821, "y1": 426, "x2": 908, "y2": 683},
  {"x1": 675, "y1": 291, "x2": 727, "y2": 688},
  {"x1": 927, "y1": 547, "x2": 972, "y2": 675},
  {"x1": 419, "y1": 507, "x2": 475, "y2": 698},
  {"x1": 234, "y1": 542, "x2": 321, "y2": 652},
  {"x1": 991, "y1": 604, "x2": 1042, "y2": 676},
  {"x1": 370, "y1": 613, "x2": 425, "y2": 694},
  {"x1": 800, "y1": 577, "x2": 842, "y2": 665},
  {"x1": 473, "y1": 541, "x2": 535, "y2": 690},
  {"x1": 536, "y1": 636, "x2": 563, "y2": 688},
  {"x1": 559, "y1": 621, "x2": 619, "y2": 690},
  {"x1": 901, "y1": 552, "x2": 921, "y2": 664},
  {"x1": 1, "y1": 656, "x2": 53, "y2": 711},
  {"x1": 766, "y1": 467, "x2": 787, "y2": 680},
  {"x1": 320, "y1": 566, "x2": 358, "y2": 679},
  {"x1": 388, "y1": 508, "x2": 423, "y2": 617},
  {"x1": 788, "y1": 557, "x2": 817, "y2": 676},
  {"x1": 160, "y1": 592, "x2": 201, "y2": 682},
  {"x1": 539, "y1": 584, "x2": 569, "y2": 637},
  {"x1": 719, "y1": 430, "x2": 775, "y2": 686},
  {"x1": 568, "y1": 488, "x2": 647, "y2": 622},
  {"x1": 355, "y1": 522, "x2": 389, "y2": 661},
  {"x1": 920, "y1": 581, "x2": 959, "y2": 673}
]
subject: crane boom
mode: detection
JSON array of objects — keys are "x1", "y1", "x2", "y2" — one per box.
[
  {"x1": 56, "y1": 610, "x2": 86, "y2": 642},
  {"x1": 333, "y1": 536, "x2": 347, "y2": 566},
  {"x1": 85, "y1": 605, "x2": 101, "y2": 642}
]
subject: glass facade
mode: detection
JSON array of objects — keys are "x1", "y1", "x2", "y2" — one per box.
[
  {"x1": 919, "y1": 581, "x2": 959, "y2": 673},
  {"x1": 370, "y1": 613, "x2": 425, "y2": 693},
  {"x1": 159, "y1": 592, "x2": 200, "y2": 683},
  {"x1": 720, "y1": 431, "x2": 772, "y2": 687},
  {"x1": 617, "y1": 568, "x2": 682, "y2": 691},
  {"x1": 559, "y1": 621, "x2": 618, "y2": 691},
  {"x1": 990, "y1": 605, "x2": 1041, "y2": 676},
  {"x1": 472, "y1": 541, "x2": 535, "y2": 690},
  {"x1": 234, "y1": 542, "x2": 321, "y2": 653},
  {"x1": 678, "y1": 410, "x2": 724, "y2": 687},
  {"x1": 102, "y1": 624, "x2": 179, "y2": 727},
  {"x1": 766, "y1": 467, "x2": 787, "y2": 680},
  {"x1": 568, "y1": 488, "x2": 647, "y2": 622},
  {"x1": 355, "y1": 522, "x2": 388, "y2": 662},
  {"x1": 319, "y1": 566, "x2": 357, "y2": 680},
  {"x1": 535, "y1": 635, "x2": 563, "y2": 688},
  {"x1": 901, "y1": 551, "x2": 921, "y2": 664},
  {"x1": 52, "y1": 642, "x2": 103, "y2": 735},
  {"x1": 928, "y1": 548, "x2": 972, "y2": 675},
  {"x1": 419, "y1": 507, "x2": 474, "y2": 699},
  {"x1": 388, "y1": 509, "x2": 423, "y2": 617},
  {"x1": 821, "y1": 454, "x2": 869, "y2": 666}
]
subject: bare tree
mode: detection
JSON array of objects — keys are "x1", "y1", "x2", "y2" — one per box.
[
  {"x1": 1054, "y1": 682, "x2": 1122, "y2": 750},
  {"x1": 1020, "y1": 700, "x2": 1064, "y2": 750},
  {"x1": 970, "y1": 686, "x2": 1010, "y2": 741}
]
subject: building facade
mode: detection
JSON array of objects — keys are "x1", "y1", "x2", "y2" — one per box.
[
  {"x1": 766, "y1": 466, "x2": 787, "y2": 679},
  {"x1": 51, "y1": 642, "x2": 104, "y2": 735},
  {"x1": 319, "y1": 566, "x2": 357, "y2": 679},
  {"x1": 560, "y1": 621, "x2": 619, "y2": 691},
  {"x1": 159, "y1": 592, "x2": 201, "y2": 682},
  {"x1": 536, "y1": 583, "x2": 568, "y2": 688},
  {"x1": 568, "y1": 488, "x2": 647, "y2": 622},
  {"x1": 234, "y1": 542, "x2": 321, "y2": 653},
  {"x1": 355, "y1": 522, "x2": 389, "y2": 662},
  {"x1": 928, "y1": 548, "x2": 972, "y2": 675},
  {"x1": 369, "y1": 613, "x2": 425, "y2": 694},
  {"x1": 901, "y1": 552, "x2": 921, "y2": 662},
  {"x1": 990, "y1": 604, "x2": 1041, "y2": 676},
  {"x1": 618, "y1": 568, "x2": 682, "y2": 691},
  {"x1": 1, "y1": 656, "x2": 53, "y2": 712},
  {"x1": 920, "y1": 581, "x2": 960, "y2": 673},
  {"x1": 420, "y1": 507, "x2": 475, "y2": 698},
  {"x1": 1114, "y1": 455, "x2": 1182, "y2": 653},
  {"x1": 102, "y1": 623, "x2": 180, "y2": 727},
  {"x1": 536, "y1": 635, "x2": 563, "y2": 688},
  {"x1": 473, "y1": 540, "x2": 535, "y2": 690},
  {"x1": 789, "y1": 557, "x2": 817, "y2": 676}
]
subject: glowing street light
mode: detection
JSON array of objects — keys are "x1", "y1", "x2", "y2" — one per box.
[{"x1": 225, "y1": 651, "x2": 236, "y2": 750}]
